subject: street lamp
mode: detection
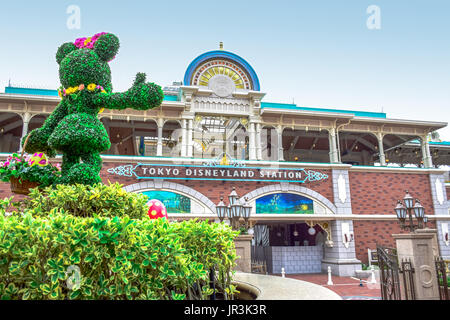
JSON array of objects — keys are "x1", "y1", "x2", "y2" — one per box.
[
  {"x1": 394, "y1": 190, "x2": 428, "y2": 232},
  {"x1": 215, "y1": 188, "x2": 251, "y2": 231}
]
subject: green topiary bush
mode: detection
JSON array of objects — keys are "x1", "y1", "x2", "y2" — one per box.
[
  {"x1": 21, "y1": 182, "x2": 148, "y2": 219},
  {"x1": 0, "y1": 211, "x2": 238, "y2": 300},
  {"x1": 23, "y1": 32, "x2": 164, "y2": 185}
]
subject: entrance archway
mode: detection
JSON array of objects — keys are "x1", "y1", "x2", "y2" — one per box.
[{"x1": 245, "y1": 183, "x2": 335, "y2": 275}]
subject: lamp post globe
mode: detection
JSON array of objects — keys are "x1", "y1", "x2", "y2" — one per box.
[
  {"x1": 226, "y1": 205, "x2": 232, "y2": 220},
  {"x1": 216, "y1": 196, "x2": 227, "y2": 222},
  {"x1": 413, "y1": 199, "x2": 425, "y2": 219},
  {"x1": 403, "y1": 190, "x2": 414, "y2": 209},
  {"x1": 228, "y1": 187, "x2": 239, "y2": 206},
  {"x1": 394, "y1": 201, "x2": 407, "y2": 222}
]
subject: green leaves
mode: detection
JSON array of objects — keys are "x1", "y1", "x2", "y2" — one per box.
[{"x1": 0, "y1": 200, "x2": 237, "y2": 300}]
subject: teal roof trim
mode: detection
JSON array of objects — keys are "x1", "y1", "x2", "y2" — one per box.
[
  {"x1": 261, "y1": 102, "x2": 386, "y2": 118},
  {"x1": 4, "y1": 86, "x2": 177, "y2": 101},
  {"x1": 430, "y1": 141, "x2": 450, "y2": 146},
  {"x1": 5, "y1": 86, "x2": 59, "y2": 97}
]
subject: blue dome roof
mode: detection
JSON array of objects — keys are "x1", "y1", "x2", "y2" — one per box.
[{"x1": 183, "y1": 50, "x2": 260, "y2": 91}]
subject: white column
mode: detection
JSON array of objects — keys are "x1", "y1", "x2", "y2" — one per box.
[
  {"x1": 187, "y1": 119, "x2": 193, "y2": 157},
  {"x1": 156, "y1": 119, "x2": 163, "y2": 157},
  {"x1": 19, "y1": 112, "x2": 31, "y2": 152},
  {"x1": 181, "y1": 119, "x2": 187, "y2": 157},
  {"x1": 248, "y1": 122, "x2": 256, "y2": 160},
  {"x1": 376, "y1": 133, "x2": 386, "y2": 166},
  {"x1": 255, "y1": 123, "x2": 262, "y2": 160},
  {"x1": 328, "y1": 128, "x2": 339, "y2": 163},
  {"x1": 277, "y1": 125, "x2": 284, "y2": 161},
  {"x1": 421, "y1": 136, "x2": 433, "y2": 168}
]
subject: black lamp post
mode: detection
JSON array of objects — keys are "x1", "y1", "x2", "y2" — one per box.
[
  {"x1": 394, "y1": 190, "x2": 427, "y2": 232},
  {"x1": 215, "y1": 188, "x2": 251, "y2": 231}
]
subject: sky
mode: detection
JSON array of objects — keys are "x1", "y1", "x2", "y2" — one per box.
[{"x1": 0, "y1": 0, "x2": 449, "y2": 139}]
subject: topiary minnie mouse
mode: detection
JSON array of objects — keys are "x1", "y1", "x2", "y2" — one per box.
[{"x1": 23, "y1": 32, "x2": 163, "y2": 185}]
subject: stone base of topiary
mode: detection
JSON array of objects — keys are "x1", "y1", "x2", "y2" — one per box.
[{"x1": 10, "y1": 177, "x2": 40, "y2": 195}]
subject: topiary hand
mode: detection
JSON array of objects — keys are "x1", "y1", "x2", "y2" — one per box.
[
  {"x1": 125, "y1": 72, "x2": 164, "y2": 110},
  {"x1": 93, "y1": 73, "x2": 164, "y2": 111}
]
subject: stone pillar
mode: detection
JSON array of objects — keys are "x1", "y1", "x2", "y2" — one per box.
[
  {"x1": 277, "y1": 125, "x2": 284, "y2": 161},
  {"x1": 328, "y1": 128, "x2": 339, "y2": 163},
  {"x1": 19, "y1": 112, "x2": 31, "y2": 152},
  {"x1": 234, "y1": 234, "x2": 253, "y2": 273},
  {"x1": 376, "y1": 132, "x2": 386, "y2": 166},
  {"x1": 421, "y1": 136, "x2": 433, "y2": 168},
  {"x1": 181, "y1": 119, "x2": 187, "y2": 157},
  {"x1": 248, "y1": 122, "x2": 257, "y2": 160},
  {"x1": 156, "y1": 119, "x2": 163, "y2": 157},
  {"x1": 187, "y1": 119, "x2": 193, "y2": 157},
  {"x1": 321, "y1": 220, "x2": 362, "y2": 277},
  {"x1": 393, "y1": 231, "x2": 440, "y2": 300},
  {"x1": 255, "y1": 123, "x2": 262, "y2": 160}
]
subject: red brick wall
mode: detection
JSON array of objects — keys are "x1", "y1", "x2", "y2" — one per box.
[
  {"x1": 349, "y1": 171, "x2": 433, "y2": 215},
  {"x1": 353, "y1": 219, "x2": 436, "y2": 264}
]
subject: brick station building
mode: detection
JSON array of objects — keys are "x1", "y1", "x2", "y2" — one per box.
[{"x1": 1, "y1": 47, "x2": 450, "y2": 276}]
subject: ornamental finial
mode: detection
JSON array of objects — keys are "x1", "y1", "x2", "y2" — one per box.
[{"x1": 219, "y1": 41, "x2": 223, "y2": 50}]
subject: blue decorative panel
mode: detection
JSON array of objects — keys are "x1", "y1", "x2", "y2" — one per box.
[
  {"x1": 256, "y1": 193, "x2": 313, "y2": 214},
  {"x1": 141, "y1": 190, "x2": 191, "y2": 214}
]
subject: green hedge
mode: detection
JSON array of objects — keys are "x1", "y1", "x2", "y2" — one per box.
[
  {"x1": 22, "y1": 183, "x2": 148, "y2": 219},
  {"x1": 0, "y1": 212, "x2": 238, "y2": 300},
  {"x1": 0, "y1": 184, "x2": 239, "y2": 300}
]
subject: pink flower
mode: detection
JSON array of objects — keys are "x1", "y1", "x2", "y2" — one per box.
[
  {"x1": 74, "y1": 37, "x2": 87, "y2": 48},
  {"x1": 55, "y1": 163, "x2": 62, "y2": 171},
  {"x1": 78, "y1": 84, "x2": 85, "y2": 91}
]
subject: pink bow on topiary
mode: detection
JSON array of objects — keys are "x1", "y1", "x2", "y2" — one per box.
[{"x1": 74, "y1": 32, "x2": 108, "y2": 49}]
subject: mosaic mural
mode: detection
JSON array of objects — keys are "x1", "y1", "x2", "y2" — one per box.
[
  {"x1": 141, "y1": 190, "x2": 191, "y2": 214},
  {"x1": 256, "y1": 193, "x2": 314, "y2": 214}
]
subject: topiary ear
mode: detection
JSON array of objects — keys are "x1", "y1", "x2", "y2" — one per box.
[
  {"x1": 94, "y1": 33, "x2": 120, "y2": 62},
  {"x1": 56, "y1": 42, "x2": 77, "y2": 64}
]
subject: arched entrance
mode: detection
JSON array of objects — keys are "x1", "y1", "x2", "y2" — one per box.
[{"x1": 245, "y1": 184, "x2": 335, "y2": 275}]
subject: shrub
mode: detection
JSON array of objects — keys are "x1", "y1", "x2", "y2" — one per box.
[
  {"x1": 0, "y1": 211, "x2": 238, "y2": 300},
  {"x1": 21, "y1": 182, "x2": 148, "y2": 219}
]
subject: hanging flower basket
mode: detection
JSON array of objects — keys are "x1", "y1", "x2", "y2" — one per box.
[
  {"x1": 9, "y1": 135, "x2": 41, "y2": 195},
  {"x1": 9, "y1": 176, "x2": 40, "y2": 195},
  {"x1": 1, "y1": 135, "x2": 60, "y2": 196}
]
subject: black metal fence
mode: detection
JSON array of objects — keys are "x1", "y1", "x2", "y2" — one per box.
[
  {"x1": 377, "y1": 245, "x2": 416, "y2": 300},
  {"x1": 435, "y1": 257, "x2": 449, "y2": 300},
  {"x1": 377, "y1": 245, "x2": 402, "y2": 300}
]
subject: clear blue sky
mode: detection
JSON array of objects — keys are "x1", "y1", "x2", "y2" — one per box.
[{"x1": 1, "y1": 0, "x2": 449, "y2": 139}]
